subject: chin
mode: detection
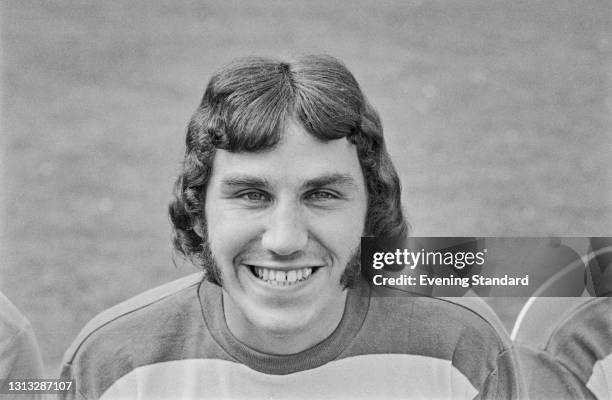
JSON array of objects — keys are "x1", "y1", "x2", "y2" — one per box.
[{"x1": 247, "y1": 306, "x2": 317, "y2": 336}]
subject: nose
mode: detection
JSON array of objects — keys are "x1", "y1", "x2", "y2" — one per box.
[{"x1": 261, "y1": 201, "x2": 308, "y2": 256}]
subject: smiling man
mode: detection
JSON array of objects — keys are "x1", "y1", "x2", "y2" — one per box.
[
  {"x1": 60, "y1": 55, "x2": 521, "y2": 399},
  {"x1": 204, "y1": 121, "x2": 366, "y2": 356}
]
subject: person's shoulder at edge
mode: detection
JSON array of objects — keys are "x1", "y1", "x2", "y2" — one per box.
[
  {"x1": 515, "y1": 344, "x2": 597, "y2": 400},
  {"x1": 545, "y1": 297, "x2": 611, "y2": 362},
  {"x1": 0, "y1": 291, "x2": 44, "y2": 380},
  {"x1": 0, "y1": 291, "x2": 35, "y2": 337},
  {"x1": 545, "y1": 297, "x2": 611, "y2": 400},
  {"x1": 547, "y1": 297, "x2": 611, "y2": 346}
]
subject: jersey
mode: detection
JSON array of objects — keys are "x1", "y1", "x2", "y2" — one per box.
[
  {"x1": 544, "y1": 297, "x2": 612, "y2": 400},
  {"x1": 59, "y1": 273, "x2": 521, "y2": 399}
]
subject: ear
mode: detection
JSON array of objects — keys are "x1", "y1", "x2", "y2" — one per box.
[{"x1": 193, "y1": 217, "x2": 205, "y2": 238}]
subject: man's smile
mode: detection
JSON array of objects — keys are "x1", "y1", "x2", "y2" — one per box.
[{"x1": 246, "y1": 265, "x2": 322, "y2": 286}]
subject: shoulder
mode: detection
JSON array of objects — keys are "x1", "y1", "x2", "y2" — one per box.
[
  {"x1": 353, "y1": 293, "x2": 520, "y2": 398},
  {"x1": 0, "y1": 291, "x2": 34, "y2": 338},
  {"x1": 60, "y1": 273, "x2": 207, "y2": 398},
  {"x1": 365, "y1": 294, "x2": 512, "y2": 350},
  {"x1": 60, "y1": 273, "x2": 208, "y2": 398},
  {"x1": 549, "y1": 297, "x2": 611, "y2": 342},
  {"x1": 63, "y1": 272, "x2": 205, "y2": 366},
  {"x1": 545, "y1": 297, "x2": 612, "y2": 398},
  {"x1": 0, "y1": 291, "x2": 44, "y2": 379},
  {"x1": 546, "y1": 297, "x2": 612, "y2": 360},
  {"x1": 361, "y1": 294, "x2": 514, "y2": 366},
  {"x1": 515, "y1": 344, "x2": 596, "y2": 400}
]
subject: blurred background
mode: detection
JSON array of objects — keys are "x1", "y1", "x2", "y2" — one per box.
[{"x1": 1, "y1": 0, "x2": 610, "y2": 375}]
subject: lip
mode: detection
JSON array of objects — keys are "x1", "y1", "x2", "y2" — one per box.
[
  {"x1": 240, "y1": 263, "x2": 323, "y2": 291},
  {"x1": 243, "y1": 263, "x2": 325, "y2": 270}
]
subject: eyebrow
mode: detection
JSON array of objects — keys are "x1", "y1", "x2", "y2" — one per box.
[
  {"x1": 220, "y1": 176, "x2": 271, "y2": 189},
  {"x1": 219, "y1": 173, "x2": 359, "y2": 190},
  {"x1": 302, "y1": 173, "x2": 359, "y2": 190}
]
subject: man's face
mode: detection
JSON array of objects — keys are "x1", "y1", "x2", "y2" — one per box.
[{"x1": 204, "y1": 120, "x2": 367, "y2": 354}]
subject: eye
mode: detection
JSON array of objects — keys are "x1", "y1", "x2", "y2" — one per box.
[
  {"x1": 238, "y1": 190, "x2": 270, "y2": 202},
  {"x1": 306, "y1": 190, "x2": 339, "y2": 201}
]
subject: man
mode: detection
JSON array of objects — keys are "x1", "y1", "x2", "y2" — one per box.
[{"x1": 60, "y1": 55, "x2": 520, "y2": 399}]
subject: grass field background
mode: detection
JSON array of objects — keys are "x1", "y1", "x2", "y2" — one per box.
[{"x1": 2, "y1": 1, "x2": 611, "y2": 375}]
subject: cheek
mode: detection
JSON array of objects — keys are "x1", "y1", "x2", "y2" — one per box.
[
  {"x1": 205, "y1": 207, "x2": 262, "y2": 264},
  {"x1": 310, "y1": 208, "x2": 365, "y2": 260}
]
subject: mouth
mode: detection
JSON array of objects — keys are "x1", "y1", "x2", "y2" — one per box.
[{"x1": 247, "y1": 265, "x2": 321, "y2": 286}]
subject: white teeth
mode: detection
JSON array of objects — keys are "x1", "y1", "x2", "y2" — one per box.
[{"x1": 251, "y1": 266, "x2": 314, "y2": 285}]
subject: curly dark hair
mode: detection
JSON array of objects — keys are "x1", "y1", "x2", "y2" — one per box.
[{"x1": 169, "y1": 55, "x2": 408, "y2": 286}]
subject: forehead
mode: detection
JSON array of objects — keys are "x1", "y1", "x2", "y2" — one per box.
[{"x1": 209, "y1": 122, "x2": 365, "y2": 186}]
